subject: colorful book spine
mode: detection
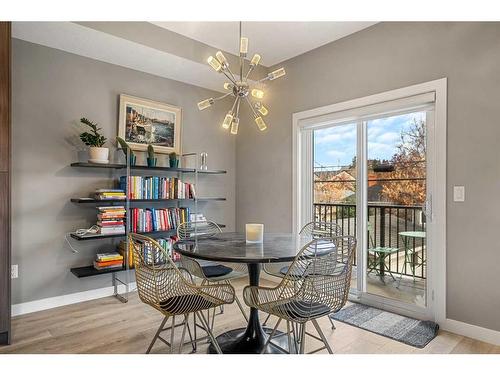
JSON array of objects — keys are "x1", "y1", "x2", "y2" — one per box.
[
  {"x1": 119, "y1": 176, "x2": 195, "y2": 200},
  {"x1": 128, "y1": 207, "x2": 190, "y2": 233}
]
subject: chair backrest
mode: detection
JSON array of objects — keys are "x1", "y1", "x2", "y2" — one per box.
[
  {"x1": 282, "y1": 235, "x2": 356, "y2": 317},
  {"x1": 129, "y1": 233, "x2": 191, "y2": 309},
  {"x1": 177, "y1": 220, "x2": 222, "y2": 240},
  {"x1": 299, "y1": 221, "x2": 343, "y2": 238}
]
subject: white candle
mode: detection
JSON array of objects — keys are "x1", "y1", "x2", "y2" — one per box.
[{"x1": 246, "y1": 223, "x2": 264, "y2": 243}]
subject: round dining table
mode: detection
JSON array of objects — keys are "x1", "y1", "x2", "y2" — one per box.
[{"x1": 173, "y1": 232, "x2": 312, "y2": 354}]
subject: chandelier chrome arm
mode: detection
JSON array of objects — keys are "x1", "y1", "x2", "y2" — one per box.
[
  {"x1": 221, "y1": 69, "x2": 238, "y2": 86},
  {"x1": 235, "y1": 97, "x2": 241, "y2": 119},
  {"x1": 244, "y1": 96, "x2": 258, "y2": 118},
  {"x1": 214, "y1": 92, "x2": 233, "y2": 102}
]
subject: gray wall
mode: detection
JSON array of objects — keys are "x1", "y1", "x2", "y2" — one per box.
[
  {"x1": 12, "y1": 39, "x2": 235, "y2": 304},
  {"x1": 236, "y1": 22, "x2": 500, "y2": 331}
]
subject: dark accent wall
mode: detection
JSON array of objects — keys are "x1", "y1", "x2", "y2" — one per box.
[{"x1": 0, "y1": 22, "x2": 11, "y2": 345}]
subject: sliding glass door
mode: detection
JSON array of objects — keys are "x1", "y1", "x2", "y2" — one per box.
[
  {"x1": 364, "y1": 112, "x2": 427, "y2": 309},
  {"x1": 313, "y1": 122, "x2": 358, "y2": 291},
  {"x1": 309, "y1": 107, "x2": 434, "y2": 319}
]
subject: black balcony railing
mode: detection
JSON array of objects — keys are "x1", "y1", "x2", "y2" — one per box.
[{"x1": 313, "y1": 202, "x2": 426, "y2": 279}]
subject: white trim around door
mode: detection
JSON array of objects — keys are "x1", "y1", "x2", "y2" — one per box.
[{"x1": 292, "y1": 78, "x2": 447, "y2": 325}]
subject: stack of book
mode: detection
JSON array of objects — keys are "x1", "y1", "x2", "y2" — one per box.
[
  {"x1": 119, "y1": 176, "x2": 196, "y2": 200},
  {"x1": 93, "y1": 189, "x2": 126, "y2": 200},
  {"x1": 130, "y1": 207, "x2": 190, "y2": 233},
  {"x1": 93, "y1": 252, "x2": 124, "y2": 270},
  {"x1": 120, "y1": 237, "x2": 179, "y2": 266},
  {"x1": 97, "y1": 206, "x2": 126, "y2": 235}
]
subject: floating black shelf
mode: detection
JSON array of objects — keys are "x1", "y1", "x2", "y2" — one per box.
[
  {"x1": 70, "y1": 197, "x2": 226, "y2": 204},
  {"x1": 70, "y1": 265, "x2": 127, "y2": 278},
  {"x1": 69, "y1": 225, "x2": 226, "y2": 241},
  {"x1": 70, "y1": 162, "x2": 226, "y2": 174}
]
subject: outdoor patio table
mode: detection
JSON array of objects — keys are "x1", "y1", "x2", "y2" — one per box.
[{"x1": 398, "y1": 231, "x2": 426, "y2": 283}]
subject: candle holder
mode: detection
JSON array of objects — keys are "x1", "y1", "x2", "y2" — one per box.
[{"x1": 246, "y1": 223, "x2": 264, "y2": 243}]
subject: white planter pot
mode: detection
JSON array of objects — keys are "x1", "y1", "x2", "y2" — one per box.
[{"x1": 88, "y1": 147, "x2": 109, "y2": 164}]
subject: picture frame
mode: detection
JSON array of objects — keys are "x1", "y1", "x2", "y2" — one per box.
[{"x1": 118, "y1": 94, "x2": 182, "y2": 154}]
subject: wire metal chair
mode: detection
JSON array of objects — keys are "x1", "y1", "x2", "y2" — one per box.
[
  {"x1": 177, "y1": 221, "x2": 248, "y2": 331},
  {"x1": 261, "y1": 221, "x2": 343, "y2": 327},
  {"x1": 129, "y1": 233, "x2": 235, "y2": 354},
  {"x1": 243, "y1": 235, "x2": 356, "y2": 354}
]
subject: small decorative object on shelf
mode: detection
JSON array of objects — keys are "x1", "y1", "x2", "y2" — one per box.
[
  {"x1": 200, "y1": 152, "x2": 208, "y2": 170},
  {"x1": 147, "y1": 144, "x2": 157, "y2": 167},
  {"x1": 246, "y1": 223, "x2": 264, "y2": 243},
  {"x1": 79, "y1": 117, "x2": 109, "y2": 164},
  {"x1": 169, "y1": 151, "x2": 179, "y2": 168},
  {"x1": 116, "y1": 136, "x2": 136, "y2": 166}
]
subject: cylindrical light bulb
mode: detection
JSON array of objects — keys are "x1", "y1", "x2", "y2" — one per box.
[
  {"x1": 240, "y1": 37, "x2": 248, "y2": 56},
  {"x1": 257, "y1": 104, "x2": 269, "y2": 116},
  {"x1": 268, "y1": 67, "x2": 286, "y2": 80},
  {"x1": 207, "y1": 56, "x2": 222, "y2": 72},
  {"x1": 223, "y1": 82, "x2": 234, "y2": 91},
  {"x1": 250, "y1": 54, "x2": 261, "y2": 66},
  {"x1": 230, "y1": 118, "x2": 240, "y2": 135},
  {"x1": 197, "y1": 98, "x2": 214, "y2": 110},
  {"x1": 215, "y1": 51, "x2": 228, "y2": 66},
  {"x1": 251, "y1": 89, "x2": 264, "y2": 99},
  {"x1": 222, "y1": 112, "x2": 233, "y2": 129},
  {"x1": 255, "y1": 116, "x2": 267, "y2": 131}
]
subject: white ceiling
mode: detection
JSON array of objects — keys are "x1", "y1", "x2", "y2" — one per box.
[
  {"x1": 152, "y1": 22, "x2": 377, "y2": 66},
  {"x1": 12, "y1": 22, "x2": 229, "y2": 93}
]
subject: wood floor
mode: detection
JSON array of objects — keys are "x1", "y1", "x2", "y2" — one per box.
[{"x1": 1, "y1": 278, "x2": 499, "y2": 354}]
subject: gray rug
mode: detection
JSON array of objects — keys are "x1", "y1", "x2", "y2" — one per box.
[{"x1": 330, "y1": 303, "x2": 439, "y2": 348}]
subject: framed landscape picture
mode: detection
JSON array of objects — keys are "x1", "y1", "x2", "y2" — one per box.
[{"x1": 118, "y1": 94, "x2": 182, "y2": 154}]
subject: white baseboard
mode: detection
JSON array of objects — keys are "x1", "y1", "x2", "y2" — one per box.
[
  {"x1": 12, "y1": 282, "x2": 137, "y2": 317},
  {"x1": 441, "y1": 318, "x2": 500, "y2": 346}
]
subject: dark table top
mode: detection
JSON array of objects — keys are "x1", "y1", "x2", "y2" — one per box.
[{"x1": 173, "y1": 232, "x2": 313, "y2": 264}]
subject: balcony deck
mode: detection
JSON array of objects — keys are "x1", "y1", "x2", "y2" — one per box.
[{"x1": 315, "y1": 202, "x2": 426, "y2": 307}]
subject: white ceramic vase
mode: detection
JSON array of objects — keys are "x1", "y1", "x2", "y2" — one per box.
[{"x1": 88, "y1": 147, "x2": 109, "y2": 164}]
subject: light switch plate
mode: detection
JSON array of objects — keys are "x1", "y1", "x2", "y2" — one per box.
[
  {"x1": 453, "y1": 186, "x2": 465, "y2": 202},
  {"x1": 11, "y1": 264, "x2": 18, "y2": 279}
]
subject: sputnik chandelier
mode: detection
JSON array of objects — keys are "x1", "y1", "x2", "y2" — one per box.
[{"x1": 197, "y1": 22, "x2": 286, "y2": 135}]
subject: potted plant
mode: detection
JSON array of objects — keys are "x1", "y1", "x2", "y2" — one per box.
[
  {"x1": 116, "y1": 136, "x2": 136, "y2": 166},
  {"x1": 79, "y1": 117, "x2": 108, "y2": 164},
  {"x1": 169, "y1": 152, "x2": 178, "y2": 168},
  {"x1": 147, "y1": 144, "x2": 157, "y2": 167}
]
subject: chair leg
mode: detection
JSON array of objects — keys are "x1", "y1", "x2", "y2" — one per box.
[
  {"x1": 169, "y1": 315, "x2": 176, "y2": 354},
  {"x1": 312, "y1": 319, "x2": 333, "y2": 354},
  {"x1": 286, "y1": 320, "x2": 293, "y2": 354},
  {"x1": 196, "y1": 311, "x2": 223, "y2": 354},
  {"x1": 262, "y1": 313, "x2": 271, "y2": 326},
  {"x1": 146, "y1": 316, "x2": 169, "y2": 354},
  {"x1": 178, "y1": 314, "x2": 189, "y2": 354},
  {"x1": 260, "y1": 317, "x2": 282, "y2": 354},
  {"x1": 186, "y1": 314, "x2": 196, "y2": 353},
  {"x1": 291, "y1": 323, "x2": 299, "y2": 353},
  {"x1": 299, "y1": 323, "x2": 306, "y2": 354},
  {"x1": 328, "y1": 315, "x2": 336, "y2": 330},
  {"x1": 210, "y1": 307, "x2": 216, "y2": 332},
  {"x1": 234, "y1": 295, "x2": 249, "y2": 322}
]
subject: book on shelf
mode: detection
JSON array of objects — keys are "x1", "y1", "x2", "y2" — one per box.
[
  {"x1": 119, "y1": 176, "x2": 196, "y2": 200},
  {"x1": 93, "y1": 251, "x2": 124, "y2": 270},
  {"x1": 117, "y1": 236, "x2": 180, "y2": 267},
  {"x1": 96, "y1": 252, "x2": 123, "y2": 262},
  {"x1": 130, "y1": 207, "x2": 190, "y2": 233},
  {"x1": 93, "y1": 189, "x2": 126, "y2": 200},
  {"x1": 97, "y1": 206, "x2": 126, "y2": 234}
]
